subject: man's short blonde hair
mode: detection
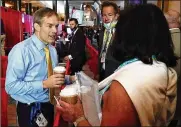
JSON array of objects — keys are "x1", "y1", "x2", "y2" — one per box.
[{"x1": 33, "y1": 7, "x2": 58, "y2": 26}]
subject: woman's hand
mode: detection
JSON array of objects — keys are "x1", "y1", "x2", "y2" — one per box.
[{"x1": 56, "y1": 97, "x2": 84, "y2": 122}]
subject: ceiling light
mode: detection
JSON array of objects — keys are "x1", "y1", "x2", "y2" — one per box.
[{"x1": 5, "y1": 3, "x2": 13, "y2": 7}]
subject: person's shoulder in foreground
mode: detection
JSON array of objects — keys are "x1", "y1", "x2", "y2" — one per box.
[{"x1": 110, "y1": 3, "x2": 178, "y2": 126}]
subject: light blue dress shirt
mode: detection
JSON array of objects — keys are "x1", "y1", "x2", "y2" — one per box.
[{"x1": 5, "y1": 34, "x2": 58, "y2": 104}]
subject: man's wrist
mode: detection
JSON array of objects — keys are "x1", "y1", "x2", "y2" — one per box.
[{"x1": 42, "y1": 80, "x2": 47, "y2": 88}]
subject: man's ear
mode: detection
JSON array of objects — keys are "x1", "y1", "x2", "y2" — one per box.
[
  {"x1": 115, "y1": 13, "x2": 119, "y2": 20},
  {"x1": 34, "y1": 23, "x2": 40, "y2": 32}
]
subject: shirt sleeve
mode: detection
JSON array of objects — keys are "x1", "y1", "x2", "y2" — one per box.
[
  {"x1": 64, "y1": 75, "x2": 71, "y2": 85},
  {"x1": 5, "y1": 45, "x2": 44, "y2": 95}
]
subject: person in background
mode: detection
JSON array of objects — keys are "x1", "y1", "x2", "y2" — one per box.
[
  {"x1": 57, "y1": 4, "x2": 178, "y2": 126},
  {"x1": 165, "y1": 9, "x2": 180, "y2": 29},
  {"x1": 98, "y1": 1, "x2": 119, "y2": 81},
  {"x1": 165, "y1": 9, "x2": 180, "y2": 77},
  {"x1": 165, "y1": 10, "x2": 181, "y2": 78},
  {"x1": 165, "y1": 9, "x2": 181, "y2": 125},
  {"x1": 56, "y1": 17, "x2": 68, "y2": 63},
  {"x1": 57, "y1": 17, "x2": 65, "y2": 37},
  {"x1": 5, "y1": 8, "x2": 73, "y2": 127},
  {"x1": 83, "y1": 4, "x2": 97, "y2": 22},
  {"x1": 64, "y1": 18, "x2": 86, "y2": 75}
]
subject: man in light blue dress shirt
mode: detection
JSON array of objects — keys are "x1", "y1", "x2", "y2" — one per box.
[{"x1": 5, "y1": 8, "x2": 69, "y2": 127}]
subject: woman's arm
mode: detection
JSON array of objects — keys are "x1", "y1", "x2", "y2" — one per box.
[
  {"x1": 57, "y1": 80, "x2": 140, "y2": 126},
  {"x1": 101, "y1": 80, "x2": 141, "y2": 126}
]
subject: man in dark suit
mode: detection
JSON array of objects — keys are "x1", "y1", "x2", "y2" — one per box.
[
  {"x1": 98, "y1": 1, "x2": 119, "y2": 81},
  {"x1": 64, "y1": 18, "x2": 86, "y2": 75}
]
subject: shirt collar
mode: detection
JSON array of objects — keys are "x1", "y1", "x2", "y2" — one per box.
[
  {"x1": 73, "y1": 28, "x2": 78, "y2": 34},
  {"x1": 31, "y1": 34, "x2": 47, "y2": 51}
]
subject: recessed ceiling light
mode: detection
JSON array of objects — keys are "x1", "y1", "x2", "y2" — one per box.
[{"x1": 5, "y1": 3, "x2": 13, "y2": 7}]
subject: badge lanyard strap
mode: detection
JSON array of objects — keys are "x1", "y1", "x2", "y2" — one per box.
[
  {"x1": 100, "y1": 30, "x2": 113, "y2": 57},
  {"x1": 99, "y1": 58, "x2": 139, "y2": 96},
  {"x1": 99, "y1": 55, "x2": 156, "y2": 95},
  {"x1": 114, "y1": 58, "x2": 139, "y2": 72},
  {"x1": 30, "y1": 102, "x2": 41, "y2": 124}
]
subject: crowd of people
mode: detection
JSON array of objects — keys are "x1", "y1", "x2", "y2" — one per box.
[
  {"x1": 57, "y1": 3, "x2": 179, "y2": 126},
  {"x1": 4, "y1": 1, "x2": 180, "y2": 127}
]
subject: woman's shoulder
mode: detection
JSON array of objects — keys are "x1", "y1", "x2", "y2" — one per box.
[
  {"x1": 101, "y1": 80, "x2": 141, "y2": 126},
  {"x1": 112, "y1": 61, "x2": 177, "y2": 126},
  {"x1": 115, "y1": 61, "x2": 169, "y2": 83}
]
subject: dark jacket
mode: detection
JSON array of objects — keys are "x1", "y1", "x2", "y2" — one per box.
[
  {"x1": 1, "y1": 18, "x2": 5, "y2": 35},
  {"x1": 98, "y1": 29, "x2": 120, "y2": 81},
  {"x1": 68, "y1": 28, "x2": 86, "y2": 74}
]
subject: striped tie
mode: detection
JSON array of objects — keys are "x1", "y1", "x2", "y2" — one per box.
[{"x1": 44, "y1": 46, "x2": 55, "y2": 105}]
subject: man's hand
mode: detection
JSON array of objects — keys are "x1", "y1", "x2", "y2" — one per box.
[
  {"x1": 64, "y1": 56, "x2": 69, "y2": 62},
  {"x1": 43, "y1": 73, "x2": 65, "y2": 88}
]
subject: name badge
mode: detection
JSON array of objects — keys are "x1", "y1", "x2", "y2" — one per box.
[
  {"x1": 34, "y1": 111, "x2": 48, "y2": 127},
  {"x1": 101, "y1": 52, "x2": 106, "y2": 63}
]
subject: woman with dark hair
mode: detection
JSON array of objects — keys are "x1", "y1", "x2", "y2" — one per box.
[{"x1": 57, "y1": 4, "x2": 178, "y2": 126}]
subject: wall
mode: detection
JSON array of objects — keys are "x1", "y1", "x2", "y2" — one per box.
[
  {"x1": 168, "y1": 0, "x2": 180, "y2": 13},
  {"x1": 157, "y1": 0, "x2": 180, "y2": 13}
]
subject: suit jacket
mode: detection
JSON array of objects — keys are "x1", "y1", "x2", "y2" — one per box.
[
  {"x1": 68, "y1": 28, "x2": 86, "y2": 74},
  {"x1": 98, "y1": 29, "x2": 120, "y2": 81}
]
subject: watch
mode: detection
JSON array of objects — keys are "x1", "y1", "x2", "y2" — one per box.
[{"x1": 74, "y1": 116, "x2": 86, "y2": 126}]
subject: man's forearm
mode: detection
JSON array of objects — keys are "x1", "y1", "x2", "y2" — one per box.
[{"x1": 5, "y1": 80, "x2": 43, "y2": 95}]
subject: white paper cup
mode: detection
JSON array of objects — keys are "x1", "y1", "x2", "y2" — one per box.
[
  {"x1": 59, "y1": 87, "x2": 78, "y2": 104},
  {"x1": 53, "y1": 66, "x2": 66, "y2": 86},
  {"x1": 53, "y1": 66, "x2": 66, "y2": 74}
]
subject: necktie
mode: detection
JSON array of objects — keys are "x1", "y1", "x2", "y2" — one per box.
[
  {"x1": 44, "y1": 46, "x2": 55, "y2": 105},
  {"x1": 105, "y1": 29, "x2": 112, "y2": 49}
]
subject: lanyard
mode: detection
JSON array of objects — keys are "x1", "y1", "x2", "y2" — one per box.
[
  {"x1": 99, "y1": 55, "x2": 156, "y2": 96},
  {"x1": 30, "y1": 102, "x2": 41, "y2": 124},
  {"x1": 99, "y1": 58, "x2": 139, "y2": 96},
  {"x1": 100, "y1": 29, "x2": 113, "y2": 56},
  {"x1": 114, "y1": 58, "x2": 139, "y2": 72},
  {"x1": 103, "y1": 30, "x2": 111, "y2": 51}
]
